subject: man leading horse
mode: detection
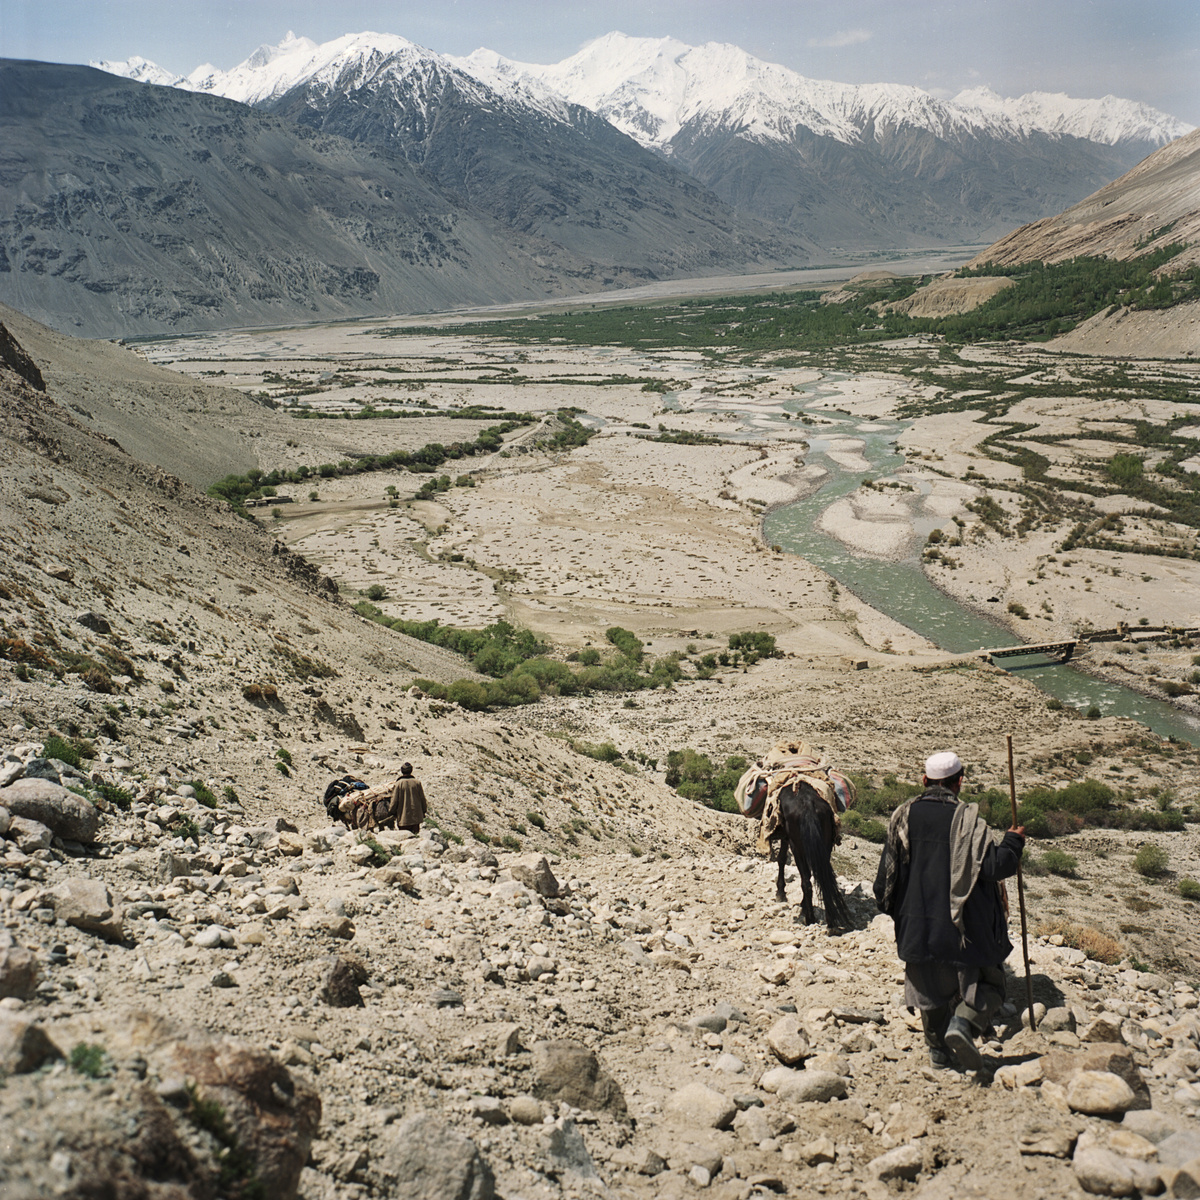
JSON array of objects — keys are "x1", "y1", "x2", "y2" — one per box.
[{"x1": 873, "y1": 751, "x2": 1026, "y2": 1072}]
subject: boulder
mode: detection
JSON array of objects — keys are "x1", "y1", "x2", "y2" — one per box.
[
  {"x1": 76, "y1": 611, "x2": 112, "y2": 634},
  {"x1": 1067, "y1": 1071, "x2": 1137, "y2": 1117},
  {"x1": 766, "y1": 1014, "x2": 810, "y2": 1065},
  {"x1": 1080, "y1": 1016, "x2": 1126, "y2": 1044},
  {"x1": 0, "y1": 1010, "x2": 62, "y2": 1075},
  {"x1": 45, "y1": 876, "x2": 125, "y2": 941},
  {"x1": 379, "y1": 1113, "x2": 495, "y2": 1200},
  {"x1": 542, "y1": 1119, "x2": 598, "y2": 1179},
  {"x1": 509, "y1": 855, "x2": 560, "y2": 898},
  {"x1": 1, "y1": 777, "x2": 101, "y2": 842},
  {"x1": 300, "y1": 912, "x2": 355, "y2": 939},
  {"x1": 1041, "y1": 1047, "x2": 1151, "y2": 1111},
  {"x1": 665, "y1": 1081, "x2": 736, "y2": 1130},
  {"x1": 7, "y1": 815, "x2": 52, "y2": 853},
  {"x1": 508, "y1": 1095, "x2": 543, "y2": 1126},
  {"x1": 0, "y1": 932, "x2": 39, "y2": 999},
  {"x1": 531, "y1": 1039, "x2": 626, "y2": 1116}
]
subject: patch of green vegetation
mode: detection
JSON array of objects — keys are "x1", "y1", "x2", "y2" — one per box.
[
  {"x1": 1039, "y1": 848, "x2": 1079, "y2": 877},
  {"x1": 222, "y1": 785, "x2": 239, "y2": 806},
  {"x1": 1134, "y1": 843, "x2": 1169, "y2": 877},
  {"x1": 96, "y1": 780, "x2": 133, "y2": 811},
  {"x1": 663, "y1": 749, "x2": 749, "y2": 813},
  {"x1": 69, "y1": 1042, "x2": 108, "y2": 1078},
  {"x1": 840, "y1": 810, "x2": 888, "y2": 842},
  {"x1": 357, "y1": 833, "x2": 391, "y2": 866},
  {"x1": 42, "y1": 734, "x2": 82, "y2": 768},
  {"x1": 188, "y1": 779, "x2": 217, "y2": 808},
  {"x1": 1179, "y1": 878, "x2": 1200, "y2": 901},
  {"x1": 186, "y1": 1084, "x2": 264, "y2": 1199},
  {"x1": 526, "y1": 811, "x2": 546, "y2": 829}
]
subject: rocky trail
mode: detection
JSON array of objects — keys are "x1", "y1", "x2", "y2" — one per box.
[{"x1": 2, "y1": 732, "x2": 1200, "y2": 1200}]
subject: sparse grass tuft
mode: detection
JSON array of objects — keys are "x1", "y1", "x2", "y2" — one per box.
[
  {"x1": 69, "y1": 1042, "x2": 108, "y2": 1078},
  {"x1": 189, "y1": 779, "x2": 217, "y2": 808},
  {"x1": 42, "y1": 734, "x2": 82, "y2": 768},
  {"x1": 1035, "y1": 919, "x2": 1122, "y2": 964}
]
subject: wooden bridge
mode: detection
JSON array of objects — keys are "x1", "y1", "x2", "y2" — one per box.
[{"x1": 976, "y1": 640, "x2": 1078, "y2": 664}]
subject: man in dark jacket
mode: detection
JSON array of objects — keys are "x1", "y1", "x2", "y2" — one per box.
[{"x1": 873, "y1": 751, "x2": 1025, "y2": 1072}]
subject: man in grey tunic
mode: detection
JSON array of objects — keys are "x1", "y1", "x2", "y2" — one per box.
[{"x1": 873, "y1": 751, "x2": 1026, "y2": 1071}]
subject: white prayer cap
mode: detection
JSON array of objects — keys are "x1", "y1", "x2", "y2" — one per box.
[{"x1": 924, "y1": 751, "x2": 963, "y2": 780}]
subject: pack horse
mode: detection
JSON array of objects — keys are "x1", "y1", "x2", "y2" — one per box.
[{"x1": 737, "y1": 740, "x2": 855, "y2": 930}]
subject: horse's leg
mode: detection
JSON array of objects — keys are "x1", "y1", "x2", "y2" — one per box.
[
  {"x1": 797, "y1": 836, "x2": 815, "y2": 925},
  {"x1": 775, "y1": 837, "x2": 788, "y2": 903}
]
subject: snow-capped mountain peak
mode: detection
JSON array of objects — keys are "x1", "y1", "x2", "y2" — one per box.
[{"x1": 88, "y1": 55, "x2": 184, "y2": 88}]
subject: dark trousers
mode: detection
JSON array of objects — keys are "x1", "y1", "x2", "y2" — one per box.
[{"x1": 906, "y1": 962, "x2": 1006, "y2": 1047}]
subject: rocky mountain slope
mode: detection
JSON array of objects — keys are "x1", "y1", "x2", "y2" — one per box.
[
  {"x1": 968, "y1": 126, "x2": 1200, "y2": 271},
  {"x1": 0, "y1": 59, "x2": 799, "y2": 339},
  {"x1": 457, "y1": 31, "x2": 1192, "y2": 250}
]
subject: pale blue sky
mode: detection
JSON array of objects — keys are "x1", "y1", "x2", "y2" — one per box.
[{"x1": 4, "y1": 0, "x2": 1198, "y2": 122}]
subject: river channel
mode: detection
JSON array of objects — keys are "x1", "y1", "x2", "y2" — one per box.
[{"x1": 739, "y1": 387, "x2": 1200, "y2": 746}]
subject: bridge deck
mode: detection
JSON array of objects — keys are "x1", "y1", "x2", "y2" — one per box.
[{"x1": 976, "y1": 640, "x2": 1078, "y2": 661}]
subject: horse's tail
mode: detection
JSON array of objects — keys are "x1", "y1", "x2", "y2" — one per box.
[{"x1": 793, "y1": 787, "x2": 852, "y2": 928}]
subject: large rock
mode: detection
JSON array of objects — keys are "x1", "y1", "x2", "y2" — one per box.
[
  {"x1": 0, "y1": 931, "x2": 39, "y2": 999},
  {"x1": 1072, "y1": 1133, "x2": 1162, "y2": 1197},
  {"x1": 1041, "y1": 1047, "x2": 1151, "y2": 1111},
  {"x1": 379, "y1": 1113, "x2": 495, "y2": 1200},
  {"x1": 320, "y1": 955, "x2": 368, "y2": 1007},
  {"x1": 776, "y1": 1070, "x2": 848, "y2": 1104},
  {"x1": 509, "y1": 855, "x2": 559, "y2": 898},
  {"x1": 531, "y1": 1040, "x2": 626, "y2": 1116},
  {"x1": 45, "y1": 876, "x2": 125, "y2": 941},
  {"x1": 1, "y1": 777, "x2": 100, "y2": 843},
  {"x1": 7, "y1": 815, "x2": 52, "y2": 852},
  {"x1": 0, "y1": 1010, "x2": 62, "y2": 1075},
  {"x1": 665, "y1": 1081, "x2": 737, "y2": 1130},
  {"x1": 869, "y1": 1144, "x2": 923, "y2": 1182},
  {"x1": 1067, "y1": 1071, "x2": 1137, "y2": 1117},
  {"x1": 766, "y1": 1014, "x2": 810, "y2": 1065}
]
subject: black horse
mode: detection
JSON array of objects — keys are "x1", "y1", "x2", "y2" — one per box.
[{"x1": 771, "y1": 781, "x2": 851, "y2": 929}]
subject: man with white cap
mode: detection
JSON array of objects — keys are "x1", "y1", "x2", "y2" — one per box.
[{"x1": 873, "y1": 751, "x2": 1026, "y2": 1072}]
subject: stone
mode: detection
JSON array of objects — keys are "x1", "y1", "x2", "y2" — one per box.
[
  {"x1": 507, "y1": 1095, "x2": 543, "y2": 1126},
  {"x1": 869, "y1": 1144, "x2": 923, "y2": 1182},
  {"x1": 883, "y1": 1109, "x2": 928, "y2": 1144},
  {"x1": 1041, "y1": 1047, "x2": 1151, "y2": 1111},
  {"x1": 1072, "y1": 1147, "x2": 1144, "y2": 1197},
  {"x1": 758, "y1": 962, "x2": 790, "y2": 985},
  {"x1": 210, "y1": 970, "x2": 238, "y2": 989},
  {"x1": 1080, "y1": 1016, "x2": 1127, "y2": 1044},
  {"x1": 378, "y1": 863, "x2": 416, "y2": 889},
  {"x1": 0, "y1": 777, "x2": 101, "y2": 843},
  {"x1": 801, "y1": 1136, "x2": 837, "y2": 1165},
  {"x1": 510, "y1": 855, "x2": 559, "y2": 898},
  {"x1": 759, "y1": 1066, "x2": 803, "y2": 1094},
  {"x1": 278, "y1": 833, "x2": 305, "y2": 857},
  {"x1": 1159, "y1": 1131, "x2": 1200, "y2": 1169},
  {"x1": 194, "y1": 925, "x2": 224, "y2": 949},
  {"x1": 543, "y1": 1119, "x2": 598, "y2": 1179},
  {"x1": 300, "y1": 912, "x2": 354, "y2": 939},
  {"x1": 776, "y1": 1070, "x2": 848, "y2": 1104},
  {"x1": 713, "y1": 1002, "x2": 748, "y2": 1024},
  {"x1": 76, "y1": 611, "x2": 112, "y2": 634},
  {"x1": 1066, "y1": 1071, "x2": 1138, "y2": 1117},
  {"x1": 766, "y1": 1014, "x2": 810, "y2": 1065},
  {"x1": 666, "y1": 1081, "x2": 736, "y2": 1130},
  {"x1": 0, "y1": 1010, "x2": 62, "y2": 1075},
  {"x1": 693, "y1": 1012, "x2": 728, "y2": 1033},
  {"x1": 1042, "y1": 1007, "x2": 1078, "y2": 1033},
  {"x1": 321, "y1": 955, "x2": 369, "y2": 1007},
  {"x1": 996, "y1": 1059, "x2": 1045, "y2": 1089},
  {"x1": 1018, "y1": 1121, "x2": 1075, "y2": 1158},
  {"x1": 379, "y1": 1113, "x2": 494, "y2": 1200},
  {"x1": 8, "y1": 815, "x2": 52, "y2": 852},
  {"x1": 1169, "y1": 1159, "x2": 1200, "y2": 1199},
  {"x1": 531, "y1": 1040, "x2": 626, "y2": 1116},
  {"x1": 0, "y1": 940, "x2": 39, "y2": 1000},
  {"x1": 470, "y1": 1096, "x2": 508, "y2": 1126},
  {"x1": 1122, "y1": 1111, "x2": 1188, "y2": 1146},
  {"x1": 689, "y1": 1165, "x2": 712, "y2": 1188},
  {"x1": 526, "y1": 956, "x2": 556, "y2": 980},
  {"x1": 715, "y1": 1053, "x2": 745, "y2": 1074},
  {"x1": 1106, "y1": 1130, "x2": 1157, "y2": 1161},
  {"x1": 431, "y1": 989, "x2": 463, "y2": 1009},
  {"x1": 747, "y1": 1174, "x2": 785, "y2": 1193},
  {"x1": 734, "y1": 1105, "x2": 772, "y2": 1145},
  {"x1": 636, "y1": 1148, "x2": 667, "y2": 1176},
  {"x1": 493, "y1": 1022, "x2": 523, "y2": 1057},
  {"x1": 45, "y1": 876, "x2": 124, "y2": 941}
]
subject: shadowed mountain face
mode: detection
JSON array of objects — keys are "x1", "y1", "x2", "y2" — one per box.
[
  {"x1": 0, "y1": 61, "x2": 802, "y2": 337},
  {"x1": 666, "y1": 119, "x2": 1167, "y2": 251},
  {"x1": 262, "y1": 60, "x2": 807, "y2": 280}
]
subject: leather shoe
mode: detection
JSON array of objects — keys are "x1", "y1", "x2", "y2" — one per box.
[{"x1": 944, "y1": 1016, "x2": 982, "y2": 1071}]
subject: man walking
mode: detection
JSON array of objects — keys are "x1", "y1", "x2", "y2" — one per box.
[
  {"x1": 391, "y1": 762, "x2": 427, "y2": 835},
  {"x1": 873, "y1": 751, "x2": 1026, "y2": 1072}
]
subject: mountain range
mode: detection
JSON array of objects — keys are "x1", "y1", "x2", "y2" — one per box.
[
  {"x1": 100, "y1": 31, "x2": 1192, "y2": 252},
  {"x1": 2, "y1": 30, "x2": 1190, "y2": 337}
]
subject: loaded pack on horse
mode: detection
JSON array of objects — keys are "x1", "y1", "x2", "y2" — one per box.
[{"x1": 735, "y1": 740, "x2": 856, "y2": 929}]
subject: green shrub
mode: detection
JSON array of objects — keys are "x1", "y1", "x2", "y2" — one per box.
[
  {"x1": 189, "y1": 779, "x2": 217, "y2": 808},
  {"x1": 663, "y1": 749, "x2": 747, "y2": 813},
  {"x1": 1086, "y1": 705, "x2": 1102, "y2": 719},
  {"x1": 526, "y1": 811, "x2": 546, "y2": 829},
  {"x1": 1179, "y1": 878, "x2": 1200, "y2": 901},
  {"x1": 275, "y1": 747, "x2": 292, "y2": 767},
  {"x1": 1039, "y1": 848, "x2": 1079, "y2": 877},
  {"x1": 606, "y1": 626, "x2": 644, "y2": 663},
  {"x1": 1007, "y1": 601, "x2": 1029, "y2": 619},
  {"x1": 221, "y1": 785, "x2": 239, "y2": 806},
  {"x1": 96, "y1": 780, "x2": 133, "y2": 811},
  {"x1": 1046, "y1": 697, "x2": 1065, "y2": 711},
  {"x1": 500, "y1": 834, "x2": 522, "y2": 851},
  {"x1": 576, "y1": 741, "x2": 623, "y2": 763},
  {"x1": 42, "y1": 734, "x2": 82, "y2": 768},
  {"x1": 69, "y1": 1042, "x2": 108, "y2": 1078},
  {"x1": 365, "y1": 583, "x2": 388, "y2": 601},
  {"x1": 1134, "y1": 843, "x2": 1169, "y2": 877},
  {"x1": 841, "y1": 810, "x2": 888, "y2": 843}
]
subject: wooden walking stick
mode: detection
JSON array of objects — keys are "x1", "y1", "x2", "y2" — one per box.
[{"x1": 1007, "y1": 733, "x2": 1037, "y2": 1031}]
